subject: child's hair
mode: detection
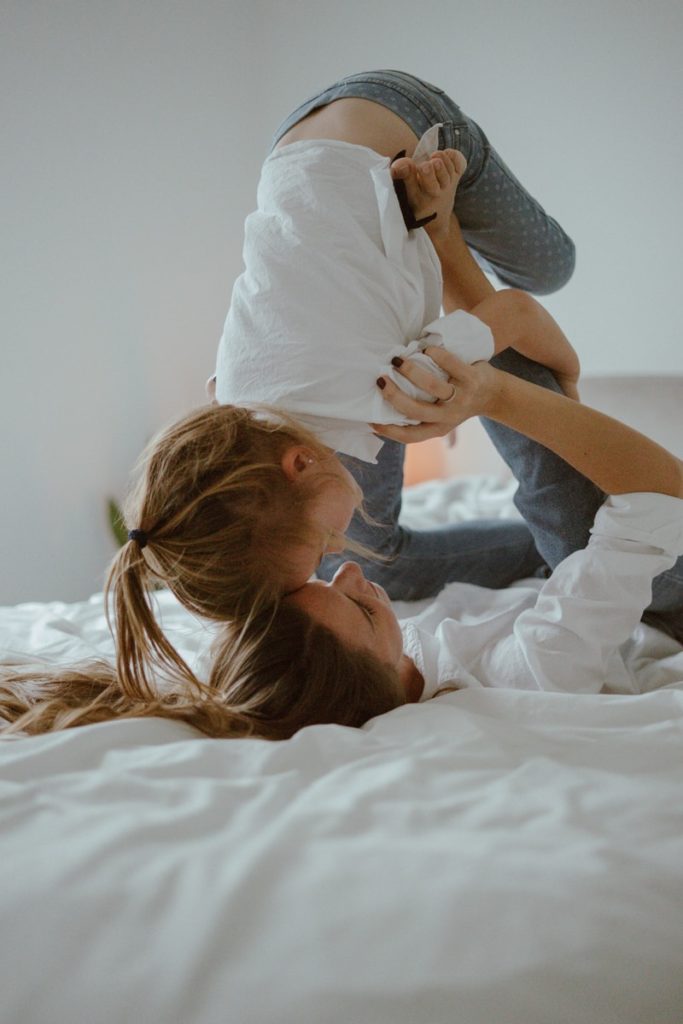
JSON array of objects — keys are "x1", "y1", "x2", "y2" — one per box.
[
  {"x1": 0, "y1": 603, "x2": 404, "y2": 740},
  {"x1": 105, "y1": 403, "x2": 361, "y2": 699}
]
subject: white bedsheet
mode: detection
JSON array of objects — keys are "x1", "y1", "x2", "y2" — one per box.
[{"x1": 1, "y1": 477, "x2": 682, "y2": 1024}]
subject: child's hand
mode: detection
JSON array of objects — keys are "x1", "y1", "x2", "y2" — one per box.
[{"x1": 390, "y1": 149, "x2": 467, "y2": 240}]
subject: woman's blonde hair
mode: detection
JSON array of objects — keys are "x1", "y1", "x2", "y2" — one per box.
[
  {"x1": 1, "y1": 403, "x2": 398, "y2": 742},
  {"x1": 0, "y1": 603, "x2": 404, "y2": 740},
  {"x1": 105, "y1": 403, "x2": 359, "y2": 698}
]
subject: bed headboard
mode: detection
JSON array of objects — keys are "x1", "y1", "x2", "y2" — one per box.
[{"x1": 437, "y1": 375, "x2": 683, "y2": 481}]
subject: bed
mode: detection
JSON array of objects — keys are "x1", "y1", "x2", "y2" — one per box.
[{"x1": 2, "y1": 378, "x2": 683, "y2": 1024}]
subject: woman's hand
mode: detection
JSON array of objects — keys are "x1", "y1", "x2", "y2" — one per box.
[
  {"x1": 390, "y1": 149, "x2": 467, "y2": 241},
  {"x1": 372, "y1": 348, "x2": 500, "y2": 443}
]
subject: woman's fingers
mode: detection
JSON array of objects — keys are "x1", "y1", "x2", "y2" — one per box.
[
  {"x1": 390, "y1": 355, "x2": 454, "y2": 402},
  {"x1": 376, "y1": 354, "x2": 496, "y2": 435},
  {"x1": 376, "y1": 375, "x2": 438, "y2": 419},
  {"x1": 422, "y1": 346, "x2": 470, "y2": 379},
  {"x1": 376, "y1": 373, "x2": 457, "y2": 425}
]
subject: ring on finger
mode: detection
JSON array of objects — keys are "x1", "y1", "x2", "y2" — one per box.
[{"x1": 437, "y1": 384, "x2": 457, "y2": 405}]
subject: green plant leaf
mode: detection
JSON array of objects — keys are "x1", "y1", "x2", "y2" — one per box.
[{"x1": 108, "y1": 499, "x2": 128, "y2": 548}]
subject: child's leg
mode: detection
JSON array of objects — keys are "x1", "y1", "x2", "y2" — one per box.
[
  {"x1": 482, "y1": 348, "x2": 606, "y2": 568},
  {"x1": 322, "y1": 349, "x2": 604, "y2": 599},
  {"x1": 281, "y1": 70, "x2": 579, "y2": 598},
  {"x1": 318, "y1": 437, "x2": 545, "y2": 601},
  {"x1": 448, "y1": 125, "x2": 575, "y2": 296},
  {"x1": 272, "y1": 69, "x2": 575, "y2": 295},
  {"x1": 483, "y1": 347, "x2": 683, "y2": 640}
]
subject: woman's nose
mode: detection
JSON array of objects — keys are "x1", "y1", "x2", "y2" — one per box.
[
  {"x1": 331, "y1": 561, "x2": 365, "y2": 586},
  {"x1": 324, "y1": 533, "x2": 345, "y2": 555}
]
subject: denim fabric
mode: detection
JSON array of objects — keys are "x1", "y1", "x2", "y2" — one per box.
[
  {"x1": 482, "y1": 348, "x2": 606, "y2": 568},
  {"x1": 276, "y1": 70, "x2": 569, "y2": 597},
  {"x1": 275, "y1": 71, "x2": 683, "y2": 634},
  {"x1": 320, "y1": 350, "x2": 587, "y2": 602},
  {"x1": 483, "y1": 349, "x2": 683, "y2": 636},
  {"x1": 272, "y1": 69, "x2": 575, "y2": 295},
  {"x1": 327, "y1": 436, "x2": 546, "y2": 602}
]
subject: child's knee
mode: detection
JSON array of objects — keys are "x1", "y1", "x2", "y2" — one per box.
[{"x1": 531, "y1": 238, "x2": 576, "y2": 295}]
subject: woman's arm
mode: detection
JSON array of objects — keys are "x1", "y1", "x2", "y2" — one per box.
[{"x1": 374, "y1": 353, "x2": 683, "y2": 498}]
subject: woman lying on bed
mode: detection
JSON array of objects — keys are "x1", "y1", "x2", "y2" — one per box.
[
  {"x1": 2, "y1": 362, "x2": 682, "y2": 739},
  {"x1": 160, "y1": 366, "x2": 682, "y2": 740},
  {"x1": 4, "y1": 175, "x2": 679, "y2": 732},
  {"x1": 282, "y1": 353, "x2": 683, "y2": 711},
  {"x1": 2, "y1": 72, "x2": 679, "y2": 736},
  {"x1": 0, "y1": 73, "x2": 603, "y2": 708}
]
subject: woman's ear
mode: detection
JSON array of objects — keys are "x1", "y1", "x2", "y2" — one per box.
[{"x1": 281, "y1": 446, "x2": 316, "y2": 482}]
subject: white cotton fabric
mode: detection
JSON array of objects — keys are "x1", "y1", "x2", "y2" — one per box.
[
  {"x1": 214, "y1": 136, "x2": 493, "y2": 462},
  {"x1": 402, "y1": 492, "x2": 683, "y2": 698},
  {"x1": 2, "y1": 479, "x2": 683, "y2": 1023}
]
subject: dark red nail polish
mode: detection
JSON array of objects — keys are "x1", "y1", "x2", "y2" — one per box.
[
  {"x1": 391, "y1": 356, "x2": 403, "y2": 368},
  {"x1": 376, "y1": 377, "x2": 386, "y2": 390}
]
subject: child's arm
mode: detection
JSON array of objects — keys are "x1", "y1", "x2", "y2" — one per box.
[
  {"x1": 393, "y1": 152, "x2": 580, "y2": 397},
  {"x1": 374, "y1": 353, "x2": 683, "y2": 499},
  {"x1": 426, "y1": 213, "x2": 581, "y2": 400},
  {"x1": 473, "y1": 289, "x2": 580, "y2": 400}
]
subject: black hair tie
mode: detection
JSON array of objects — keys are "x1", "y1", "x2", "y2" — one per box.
[{"x1": 128, "y1": 529, "x2": 148, "y2": 549}]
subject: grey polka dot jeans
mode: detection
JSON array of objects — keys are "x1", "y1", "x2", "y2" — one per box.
[
  {"x1": 271, "y1": 69, "x2": 575, "y2": 295},
  {"x1": 269, "y1": 72, "x2": 683, "y2": 632},
  {"x1": 270, "y1": 72, "x2": 639, "y2": 611}
]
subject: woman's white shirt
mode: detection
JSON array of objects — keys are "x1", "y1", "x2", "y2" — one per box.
[
  {"x1": 400, "y1": 493, "x2": 683, "y2": 697},
  {"x1": 214, "y1": 137, "x2": 493, "y2": 462}
]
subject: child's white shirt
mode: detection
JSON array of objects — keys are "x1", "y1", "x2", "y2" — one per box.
[{"x1": 214, "y1": 136, "x2": 493, "y2": 462}]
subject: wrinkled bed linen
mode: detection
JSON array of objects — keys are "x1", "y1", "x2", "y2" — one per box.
[{"x1": 1, "y1": 477, "x2": 682, "y2": 1024}]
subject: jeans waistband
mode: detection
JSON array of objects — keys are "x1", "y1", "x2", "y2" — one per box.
[{"x1": 270, "y1": 70, "x2": 463, "y2": 150}]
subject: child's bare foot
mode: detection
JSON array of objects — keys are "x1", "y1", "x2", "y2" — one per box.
[{"x1": 391, "y1": 149, "x2": 467, "y2": 235}]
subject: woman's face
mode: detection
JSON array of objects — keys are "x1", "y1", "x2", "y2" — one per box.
[
  {"x1": 283, "y1": 456, "x2": 363, "y2": 593},
  {"x1": 287, "y1": 561, "x2": 405, "y2": 669}
]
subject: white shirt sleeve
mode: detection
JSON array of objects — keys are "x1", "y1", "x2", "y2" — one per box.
[{"x1": 498, "y1": 493, "x2": 683, "y2": 693}]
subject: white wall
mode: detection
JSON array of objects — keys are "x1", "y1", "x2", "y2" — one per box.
[
  {"x1": 1, "y1": 2, "x2": 263, "y2": 602},
  {"x1": 2, "y1": 0, "x2": 682, "y2": 604}
]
